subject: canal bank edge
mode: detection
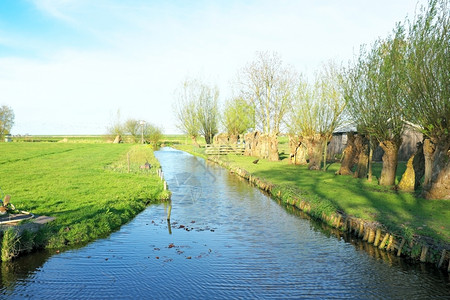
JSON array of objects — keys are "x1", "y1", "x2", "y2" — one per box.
[
  {"x1": 0, "y1": 169, "x2": 171, "y2": 262},
  {"x1": 177, "y1": 147, "x2": 450, "y2": 273},
  {"x1": 208, "y1": 156, "x2": 450, "y2": 272}
]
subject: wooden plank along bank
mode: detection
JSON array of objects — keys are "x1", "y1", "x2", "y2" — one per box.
[{"x1": 207, "y1": 155, "x2": 450, "y2": 273}]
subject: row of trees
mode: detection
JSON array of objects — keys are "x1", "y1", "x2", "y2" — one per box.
[
  {"x1": 107, "y1": 111, "x2": 163, "y2": 145},
  {"x1": 173, "y1": 0, "x2": 448, "y2": 199},
  {"x1": 173, "y1": 79, "x2": 220, "y2": 145},
  {"x1": 343, "y1": 0, "x2": 448, "y2": 199},
  {"x1": 0, "y1": 105, "x2": 15, "y2": 140},
  {"x1": 173, "y1": 78, "x2": 256, "y2": 146}
]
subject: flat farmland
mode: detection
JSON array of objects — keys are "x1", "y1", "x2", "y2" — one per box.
[{"x1": 0, "y1": 143, "x2": 168, "y2": 248}]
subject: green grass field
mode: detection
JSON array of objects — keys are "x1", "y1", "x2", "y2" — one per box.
[
  {"x1": 0, "y1": 143, "x2": 169, "y2": 249},
  {"x1": 176, "y1": 142, "x2": 449, "y2": 245}
]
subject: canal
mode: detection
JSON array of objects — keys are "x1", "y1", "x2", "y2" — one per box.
[{"x1": 1, "y1": 148, "x2": 449, "y2": 299}]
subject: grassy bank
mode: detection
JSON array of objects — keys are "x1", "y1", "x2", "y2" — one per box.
[
  {"x1": 0, "y1": 143, "x2": 169, "y2": 256},
  {"x1": 176, "y1": 144, "x2": 449, "y2": 256}
]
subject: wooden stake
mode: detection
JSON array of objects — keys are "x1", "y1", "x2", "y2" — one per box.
[
  {"x1": 387, "y1": 235, "x2": 394, "y2": 251},
  {"x1": 336, "y1": 215, "x2": 342, "y2": 228},
  {"x1": 164, "y1": 181, "x2": 167, "y2": 191},
  {"x1": 167, "y1": 219, "x2": 172, "y2": 235},
  {"x1": 166, "y1": 203, "x2": 172, "y2": 220},
  {"x1": 379, "y1": 233, "x2": 390, "y2": 249},
  {"x1": 374, "y1": 229, "x2": 382, "y2": 247},
  {"x1": 368, "y1": 229, "x2": 375, "y2": 243},
  {"x1": 420, "y1": 246, "x2": 428, "y2": 263},
  {"x1": 438, "y1": 249, "x2": 446, "y2": 269},
  {"x1": 358, "y1": 221, "x2": 364, "y2": 238},
  {"x1": 363, "y1": 228, "x2": 369, "y2": 241},
  {"x1": 397, "y1": 238, "x2": 406, "y2": 257}
]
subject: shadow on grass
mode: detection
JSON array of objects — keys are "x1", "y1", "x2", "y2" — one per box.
[{"x1": 234, "y1": 156, "x2": 449, "y2": 245}]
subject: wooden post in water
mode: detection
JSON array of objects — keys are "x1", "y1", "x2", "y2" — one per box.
[
  {"x1": 167, "y1": 219, "x2": 172, "y2": 235},
  {"x1": 387, "y1": 235, "x2": 394, "y2": 251},
  {"x1": 397, "y1": 238, "x2": 406, "y2": 256},
  {"x1": 363, "y1": 228, "x2": 369, "y2": 241},
  {"x1": 374, "y1": 229, "x2": 382, "y2": 247},
  {"x1": 336, "y1": 215, "x2": 342, "y2": 228},
  {"x1": 379, "y1": 233, "x2": 390, "y2": 249},
  {"x1": 358, "y1": 221, "x2": 364, "y2": 238},
  {"x1": 167, "y1": 202, "x2": 172, "y2": 221},
  {"x1": 420, "y1": 245, "x2": 429, "y2": 263},
  {"x1": 368, "y1": 229, "x2": 375, "y2": 244},
  {"x1": 164, "y1": 181, "x2": 167, "y2": 191},
  {"x1": 438, "y1": 249, "x2": 446, "y2": 269}
]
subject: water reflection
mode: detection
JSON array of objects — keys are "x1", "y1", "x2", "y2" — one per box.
[
  {"x1": 0, "y1": 250, "x2": 51, "y2": 292},
  {"x1": 0, "y1": 148, "x2": 448, "y2": 299}
]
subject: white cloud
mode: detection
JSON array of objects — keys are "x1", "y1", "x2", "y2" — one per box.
[{"x1": 1, "y1": 0, "x2": 428, "y2": 135}]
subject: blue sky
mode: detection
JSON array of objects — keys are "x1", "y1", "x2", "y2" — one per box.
[{"x1": 0, "y1": 0, "x2": 426, "y2": 135}]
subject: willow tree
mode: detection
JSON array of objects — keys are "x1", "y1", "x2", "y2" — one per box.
[
  {"x1": 106, "y1": 109, "x2": 124, "y2": 142},
  {"x1": 289, "y1": 63, "x2": 346, "y2": 171},
  {"x1": 124, "y1": 119, "x2": 140, "y2": 143},
  {"x1": 143, "y1": 123, "x2": 163, "y2": 145},
  {"x1": 173, "y1": 79, "x2": 201, "y2": 146},
  {"x1": 0, "y1": 105, "x2": 15, "y2": 140},
  {"x1": 239, "y1": 51, "x2": 295, "y2": 135},
  {"x1": 222, "y1": 97, "x2": 255, "y2": 136},
  {"x1": 403, "y1": 0, "x2": 449, "y2": 199},
  {"x1": 196, "y1": 83, "x2": 219, "y2": 145},
  {"x1": 173, "y1": 79, "x2": 219, "y2": 145},
  {"x1": 345, "y1": 26, "x2": 407, "y2": 185}
]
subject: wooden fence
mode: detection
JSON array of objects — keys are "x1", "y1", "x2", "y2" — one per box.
[{"x1": 205, "y1": 144, "x2": 245, "y2": 155}]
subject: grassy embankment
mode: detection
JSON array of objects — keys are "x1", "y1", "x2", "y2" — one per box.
[
  {"x1": 173, "y1": 136, "x2": 449, "y2": 248},
  {"x1": 0, "y1": 142, "x2": 169, "y2": 259}
]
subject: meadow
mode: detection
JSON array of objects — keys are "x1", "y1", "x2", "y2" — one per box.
[{"x1": 0, "y1": 142, "x2": 169, "y2": 251}]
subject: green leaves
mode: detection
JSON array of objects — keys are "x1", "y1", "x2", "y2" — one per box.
[
  {"x1": 222, "y1": 97, "x2": 255, "y2": 136},
  {"x1": 0, "y1": 105, "x2": 15, "y2": 139}
]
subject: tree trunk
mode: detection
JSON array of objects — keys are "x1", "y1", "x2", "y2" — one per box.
[
  {"x1": 191, "y1": 136, "x2": 200, "y2": 148},
  {"x1": 289, "y1": 135, "x2": 307, "y2": 165},
  {"x1": 268, "y1": 134, "x2": 279, "y2": 161},
  {"x1": 244, "y1": 132, "x2": 253, "y2": 156},
  {"x1": 251, "y1": 131, "x2": 260, "y2": 157},
  {"x1": 228, "y1": 134, "x2": 238, "y2": 145},
  {"x1": 423, "y1": 138, "x2": 435, "y2": 188},
  {"x1": 337, "y1": 132, "x2": 357, "y2": 175},
  {"x1": 204, "y1": 133, "x2": 214, "y2": 145},
  {"x1": 353, "y1": 134, "x2": 369, "y2": 179},
  {"x1": 398, "y1": 142, "x2": 425, "y2": 191},
  {"x1": 323, "y1": 136, "x2": 330, "y2": 171},
  {"x1": 305, "y1": 134, "x2": 325, "y2": 170},
  {"x1": 367, "y1": 137, "x2": 375, "y2": 182},
  {"x1": 379, "y1": 139, "x2": 401, "y2": 186},
  {"x1": 423, "y1": 137, "x2": 450, "y2": 200}
]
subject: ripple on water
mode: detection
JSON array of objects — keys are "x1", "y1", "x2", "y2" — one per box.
[{"x1": 1, "y1": 148, "x2": 449, "y2": 299}]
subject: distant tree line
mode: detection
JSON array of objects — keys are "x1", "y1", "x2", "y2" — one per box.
[
  {"x1": 173, "y1": 0, "x2": 449, "y2": 199},
  {"x1": 107, "y1": 110, "x2": 163, "y2": 145}
]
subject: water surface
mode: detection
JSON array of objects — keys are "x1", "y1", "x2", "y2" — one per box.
[{"x1": 1, "y1": 148, "x2": 448, "y2": 299}]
